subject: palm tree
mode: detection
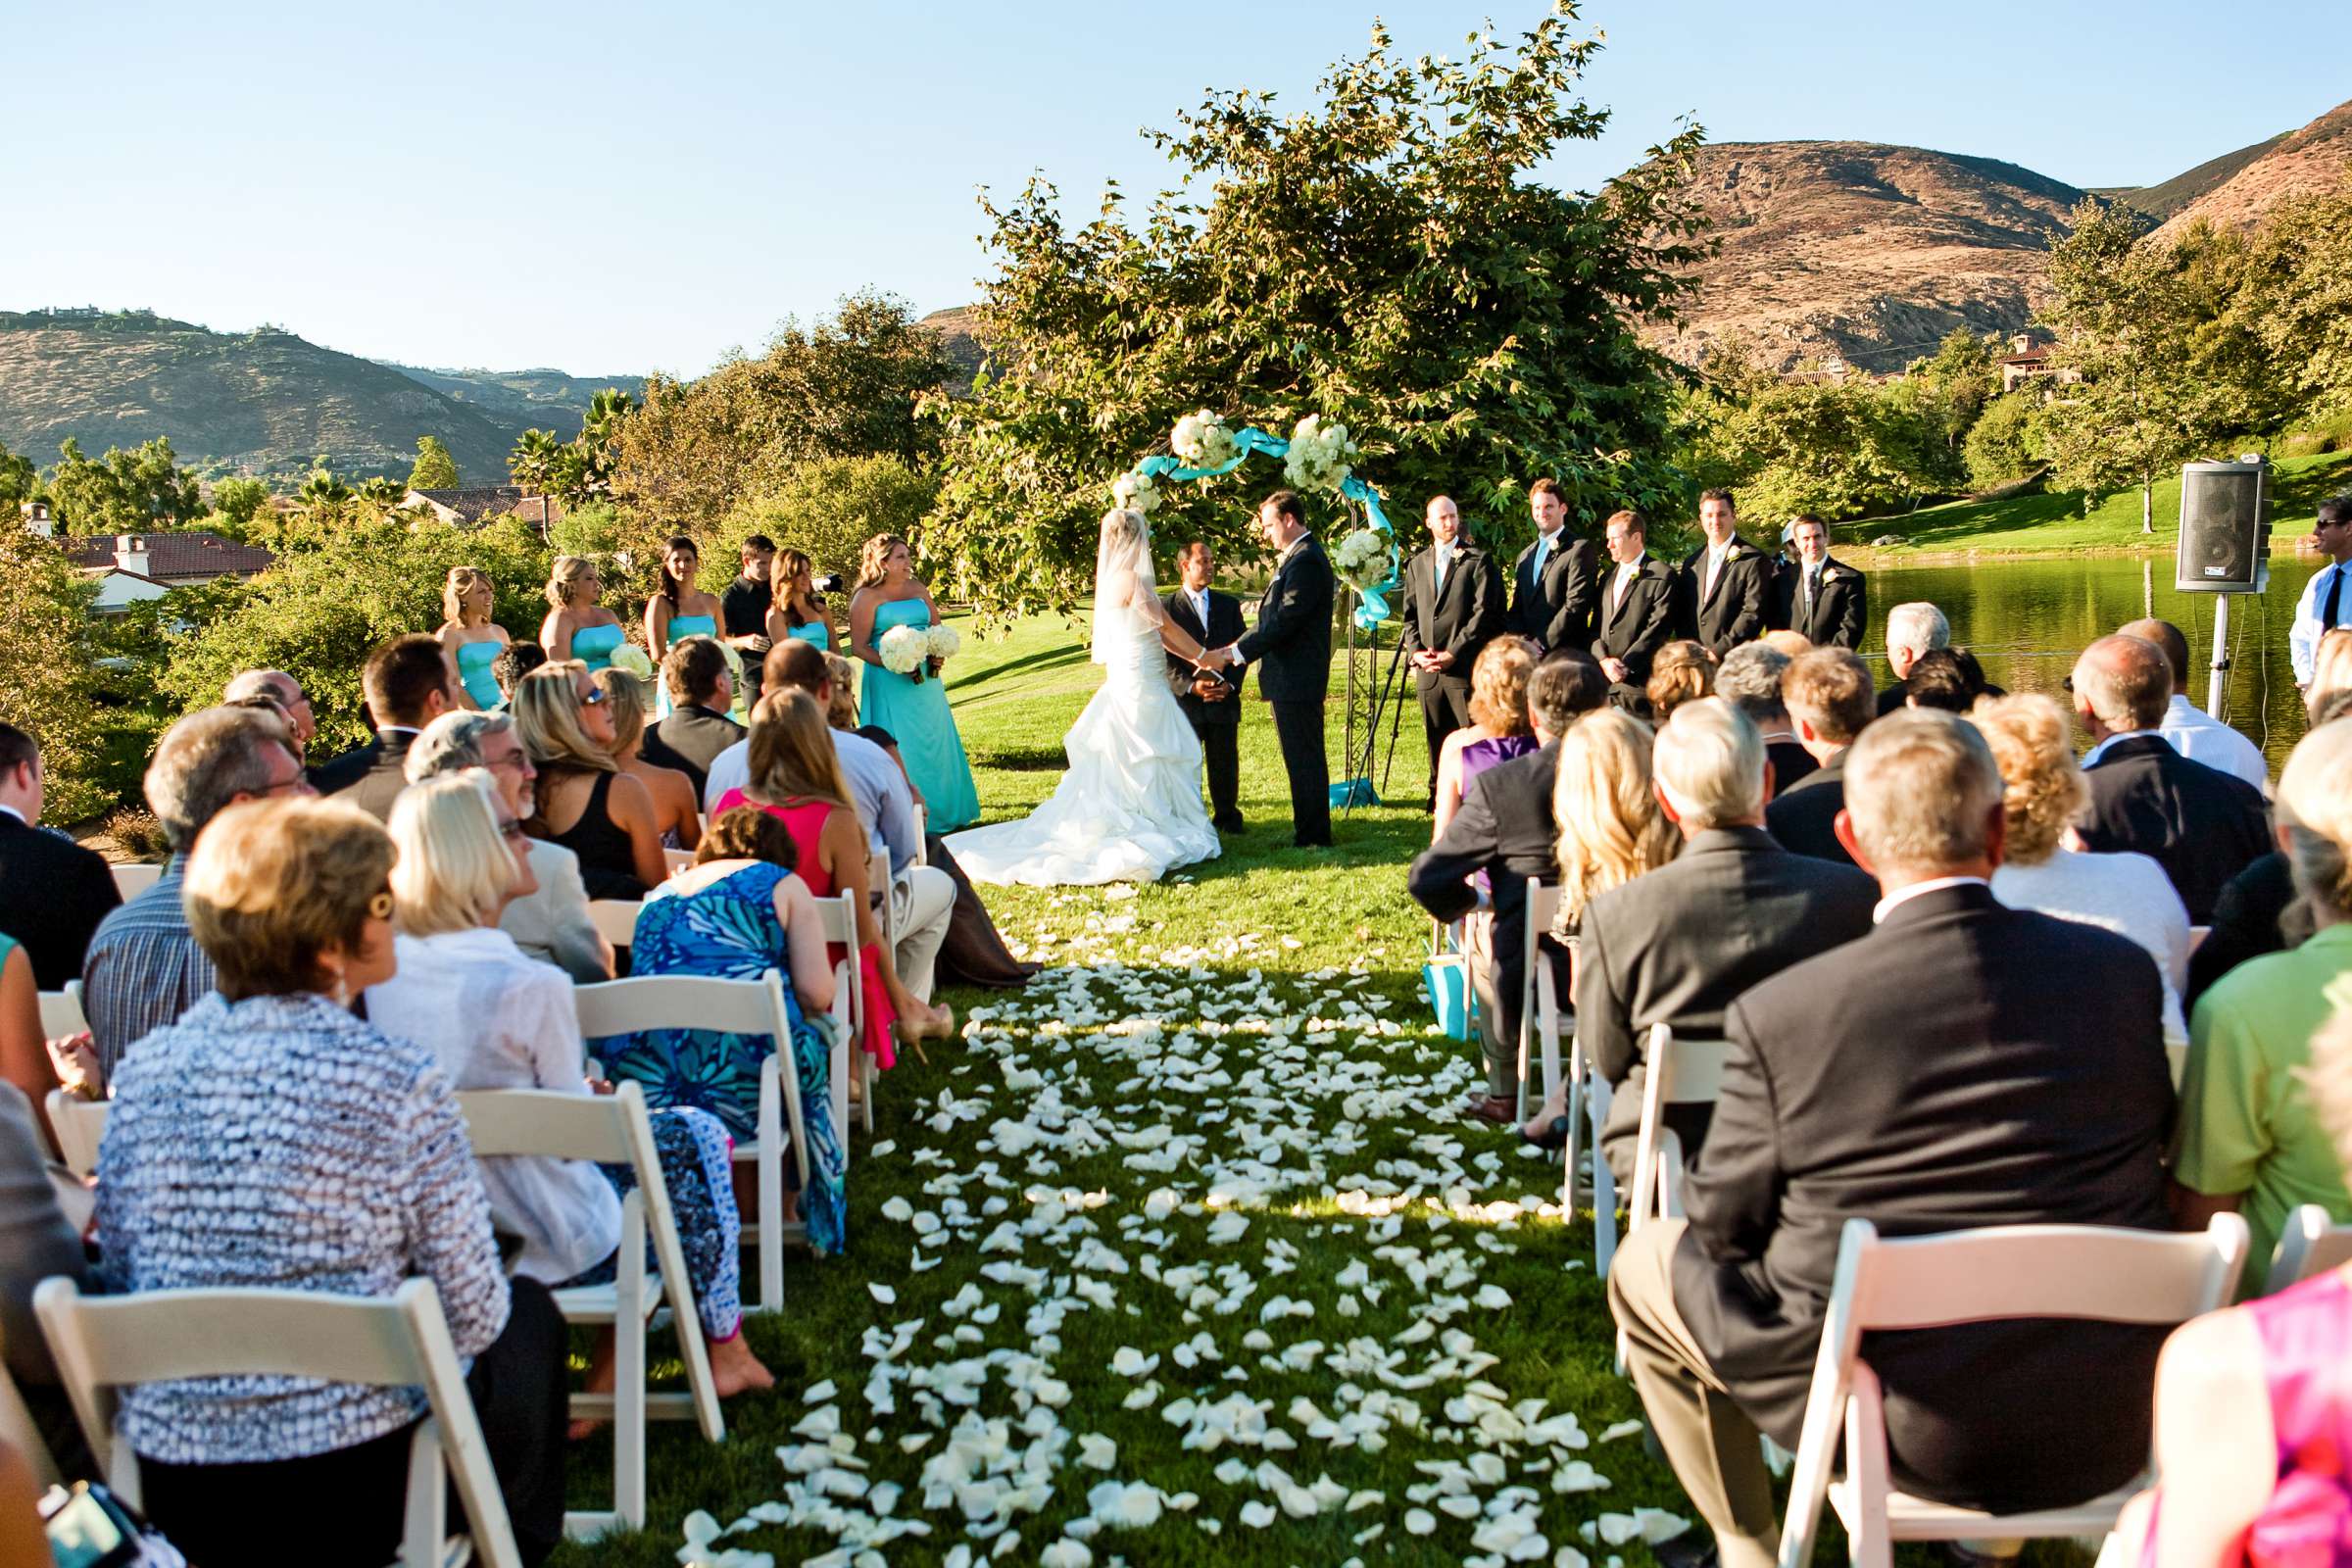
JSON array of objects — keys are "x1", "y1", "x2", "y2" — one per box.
[
  {"x1": 295, "y1": 466, "x2": 355, "y2": 525},
  {"x1": 357, "y1": 475, "x2": 405, "y2": 508},
  {"x1": 509, "y1": 428, "x2": 562, "y2": 494}
]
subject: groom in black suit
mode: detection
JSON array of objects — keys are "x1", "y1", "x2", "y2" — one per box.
[
  {"x1": 1164, "y1": 539, "x2": 1248, "y2": 832},
  {"x1": 1207, "y1": 490, "x2": 1335, "y2": 848}
]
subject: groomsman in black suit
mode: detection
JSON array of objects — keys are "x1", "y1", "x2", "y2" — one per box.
[
  {"x1": 0, "y1": 724, "x2": 121, "y2": 990},
  {"x1": 1590, "y1": 509, "x2": 1678, "y2": 711},
  {"x1": 1207, "y1": 491, "x2": 1336, "y2": 849},
  {"x1": 1165, "y1": 540, "x2": 1248, "y2": 833},
  {"x1": 1400, "y1": 495, "x2": 1503, "y2": 806},
  {"x1": 1675, "y1": 489, "x2": 1773, "y2": 656},
  {"x1": 1509, "y1": 477, "x2": 1603, "y2": 652},
  {"x1": 1769, "y1": 514, "x2": 1868, "y2": 649}
]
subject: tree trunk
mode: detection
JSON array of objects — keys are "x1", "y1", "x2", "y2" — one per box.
[{"x1": 2141, "y1": 479, "x2": 2153, "y2": 535}]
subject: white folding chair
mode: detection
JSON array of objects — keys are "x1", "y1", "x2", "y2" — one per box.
[
  {"x1": 573, "y1": 970, "x2": 813, "y2": 1315},
  {"x1": 1559, "y1": 1030, "x2": 1620, "y2": 1277},
  {"x1": 34, "y1": 1275, "x2": 523, "y2": 1568},
  {"x1": 809, "y1": 889, "x2": 863, "y2": 1143},
  {"x1": 586, "y1": 900, "x2": 644, "y2": 952},
  {"x1": 1628, "y1": 1024, "x2": 1736, "y2": 1235},
  {"x1": 662, "y1": 848, "x2": 696, "y2": 877},
  {"x1": 109, "y1": 863, "x2": 162, "y2": 901},
  {"x1": 2264, "y1": 1202, "x2": 2352, "y2": 1296},
  {"x1": 912, "y1": 803, "x2": 929, "y2": 867},
  {"x1": 454, "y1": 1083, "x2": 724, "y2": 1538},
  {"x1": 1515, "y1": 878, "x2": 1569, "y2": 1123},
  {"x1": 38, "y1": 979, "x2": 87, "y2": 1039},
  {"x1": 2187, "y1": 924, "x2": 2211, "y2": 953},
  {"x1": 0, "y1": 1320, "x2": 61, "y2": 1490},
  {"x1": 42, "y1": 1091, "x2": 108, "y2": 1179},
  {"x1": 1776, "y1": 1213, "x2": 2249, "y2": 1568}
]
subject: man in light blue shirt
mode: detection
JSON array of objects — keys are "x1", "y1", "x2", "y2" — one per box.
[{"x1": 2288, "y1": 494, "x2": 2352, "y2": 689}]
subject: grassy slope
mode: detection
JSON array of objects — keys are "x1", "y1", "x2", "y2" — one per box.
[{"x1": 1835, "y1": 450, "x2": 2352, "y2": 557}]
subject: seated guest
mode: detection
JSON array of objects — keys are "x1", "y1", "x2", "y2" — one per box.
[
  {"x1": 1433, "y1": 637, "x2": 1538, "y2": 839},
  {"x1": 1611, "y1": 710, "x2": 2176, "y2": 1568},
  {"x1": 1759, "y1": 630, "x2": 1810, "y2": 660},
  {"x1": 2072, "y1": 633, "x2": 2271, "y2": 923},
  {"x1": 1645, "y1": 640, "x2": 1714, "y2": 724},
  {"x1": 0, "y1": 1079, "x2": 95, "y2": 1478},
  {"x1": 2121, "y1": 616, "x2": 2269, "y2": 793},
  {"x1": 0, "y1": 721, "x2": 120, "y2": 990},
  {"x1": 222, "y1": 668, "x2": 318, "y2": 758},
  {"x1": 712, "y1": 692, "x2": 952, "y2": 1056},
  {"x1": 405, "y1": 710, "x2": 610, "y2": 984},
  {"x1": 2174, "y1": 717, "x2": 2352, "y2": 1293},
  {"x1": 94, "y1": 797, "x2": 565, "y2": 1565},
  {"x1": 1713, "y1": 643, "x2": 1814, "y2": 793},
  {"x1": 1876, "y1": 601, "x2": 1949, "y2": 714},
  {"x1": 2308, "y1": 627, "x2": 2352, "y2": 721},
  {"x1": 368, "y1": 774, "x2": 772, "y2": 1396},
  {"x1": 592, "y1": 666, "x2": 702, "y2": 853},
  {"x1": 1577, "y1": 699, "x2": 1876, "y2": 1181},
  {"x1": 493, "y1": 640, "x2": 548, "y2": 710},
  {"x1": 511, "y1": 662, "x2": 667, "y2": 899},
  {"x1": 1764, "y1": 646, "x2": 1875, "y2": 867},
  {"x1": 1899, "y1": 647, "x2": 1979, "y2": 712},
  {"x1": 82, "y1": 706, "x2": 310, "y2": 1076},
  {"x1": 1976, "y1": 694, "x2": 2191, "y2": 1044},
  {"x1": 320, "y1": 634, "x2": 461, "y2": 815},
  {"x1": 2117, "y1": 1004, "x2": 2352, "y2": 1566},
  {"x1": 1408, "y1": 656, "x2": 1591, "y2": 1125},
  {"x1": 641, "y1": 636, "x2": 743, "y2": 800}
]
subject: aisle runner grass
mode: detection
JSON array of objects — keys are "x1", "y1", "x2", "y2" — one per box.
[{"x1": 559, "y1": 612, "x2": 1686, "y2": 1565}]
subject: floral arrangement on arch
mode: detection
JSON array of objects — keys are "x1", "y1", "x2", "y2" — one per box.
[
  {"x1": 1332, "y1": 526, "x2": 1395, "y2": 592},
  {"x1": 1281, "y1": 414, "x2": 1357, "y2": 495}
]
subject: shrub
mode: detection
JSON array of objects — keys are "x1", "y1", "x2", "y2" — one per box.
[{"x1": 714, "y1": 456, "x2": 940, "y2": 590}]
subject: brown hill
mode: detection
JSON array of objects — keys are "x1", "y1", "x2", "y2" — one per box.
[
  {"x1": 2151, "y1": 98, "x2": 2352, "y2": 243},
  {"x1": 1641, "y1": 141, "x2": 2085, "y2": 376}
]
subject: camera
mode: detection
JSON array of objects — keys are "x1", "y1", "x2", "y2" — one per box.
[{"x1": 812, "y1": 572, "x2": 846, "y2": 595}]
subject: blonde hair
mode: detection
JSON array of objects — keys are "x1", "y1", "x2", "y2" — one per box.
[
  {"x1": 2301, "y1": 1004, "x2": 2352, "y2": 1173},
  {"x1": 1467, "y1": 637, "x2": 1538, "y2": 734},
  {"x1": 747, "y1": 690, "x2": 853, "y2": 808},
  {"x1": 821, "y1": 654, "x2": 858, "y2": 729},
  {"x1": 510, "y1": 662, "x2": 615, "y2": 775},
  {"x1": 1970, "y1": 693, "x2": 2086, "y2": 867},
  {"x1": 1552, "y1": 709, "x2": 1679, "y2": 931},
  {"x1": 546, "y1": 555, "x2": 599, "y2": 612},
  {"x1": 388, "y1": 771, "x2": 514, "y2": 938},
  {"x1": 1645, "y1": 640, "x2": 1714, "y2": 722},
  {"x1": 183, "y1": 797, "x2": 393, "y2": 1001},
  {"x1": 2278, "y1": 717, "x2": 2352, "y2": 921},
  {"x1": 1761, "y1": 630, "x2": 1812, "y2": 659},
  {"x1": 857, "y1": 533, "x2": 912, "y2": 591},
  {"x1": 591, "y1": 665, "x2": 648, "y2": 756},
  {"x1": 2311, "y1": 629, "x2": 2352, "y2": 722},
  {"x1": 444, "y1": 565, "x2": 492, "y2": 627}
]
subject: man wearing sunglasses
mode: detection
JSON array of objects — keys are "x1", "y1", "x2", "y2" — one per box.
[{"x1": 2290, "y1": 494, "x2": 2352, "y2": 691}]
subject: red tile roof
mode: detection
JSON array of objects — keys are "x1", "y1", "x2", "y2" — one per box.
[{"x1": 60, "y1": 532, "x2": 276, "y2": 579}]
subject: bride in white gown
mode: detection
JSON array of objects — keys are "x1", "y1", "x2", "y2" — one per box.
[{"x1": 946, "y1": 509, "x2": 1223, "y2": 886}]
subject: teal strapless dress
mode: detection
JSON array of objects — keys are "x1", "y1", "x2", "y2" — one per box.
[
  {"x1": 657, "y1": 613, "x2": 718, "y2": 717},
  {"x1": 861, "y1": 599, "x2": 979, "y2": 831},
  {"x1": 785, "y1": 620, "x2": 830, "y2": 650},
  {"x1": 571, "y1": 622, "x2": 624, "y2": 674},
  {"x1": 455, "y1": 638, "x2": 503, "y2": 708}
]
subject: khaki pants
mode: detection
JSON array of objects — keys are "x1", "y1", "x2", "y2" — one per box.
[
  {"x1": 890, "y1": 864, "x2": 956, "y2": 1002},
  {"x1": 1607, "y1": 1219, "x2": 1781, "y2": 1568}
]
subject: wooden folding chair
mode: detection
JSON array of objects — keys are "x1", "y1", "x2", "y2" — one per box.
[
  {"x1": 573, "y1": 970, "x2": 812, "y2": 1314},
  {"x1": 35, "y1": 1275, "x2": 523, "y2": 1568},
  {"x1": 42, "y1": 1091, "x2": 108, "y2": 1179},
  {"x1": 454, "y1": 1083, "x2": 724, "y2": 1538},
  {"x1": 2264, "y1": 1202, "x2": 2352, "y2": 1296},
  {"x1": 1776, "y1": 1214, "x2": 2248, "y2": 1568}
]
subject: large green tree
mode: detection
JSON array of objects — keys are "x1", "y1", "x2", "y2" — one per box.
[
  {"x1": 924, "y1": 8, "x2": 1709, "y2": 616},
  {"x1": 0, "y1": 439, "x2": 35, "y2": 512},
  {"x1": 46, "y1": 436, "x2": 203, "y2": 533},
  {"x1": 716, "y1": 456, "x2": 939, "y2": 588},
  {"x1": 408, "y1": 435, "x2": 462, "y2": 490},
  {"x1": 0, "y1": 530, "x2": 108, "y2": 820},
  {"x1": 1678, "y1": 352, "x2": 1926, "y2": 521}
]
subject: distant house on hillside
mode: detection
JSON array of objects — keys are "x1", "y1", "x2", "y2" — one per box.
[
  {"x1": 1999, "y1": 331, "x2": 2074, "y2": 393},
  {"x1": 20, "y1": 502, "x2": 277, "y2": 612},
  {"x1": 403, "y1": 486, "x2": 563, "y2": 533}
]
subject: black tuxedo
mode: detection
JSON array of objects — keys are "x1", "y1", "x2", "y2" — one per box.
[
  {"x1": 1510, "y1": 532, "x2": 1603, "y2": 651},
  {"x1": 1576, "y1": 826, "x2": 1878, "y2": 1181},
  {"x1": 1674, "y1": 883, "x2": 2175, "y2": 1510},
  {"x1": 2077, "y1": 734, "x2": 2271, "y2": 923},
  {"x1": 334, "y1": 730, "x2": 419, "y2": 822},
  {"x1": 1235, "y1": 536, "x2": 1336, "y2": 847},
  {"x1": 643, "y1": 705, "x2": 745, "y2": 803},
  {"x1": 1590, "y1": 556, "x2": 1678, "y2": 708},
  {"x1": 1400, "y1": 542, "x2": 1504, "y2": 794},
  {"x1": 1676, "y1": 536, "x2": 1774, "y2": 654},
  {"x1": 1770, "y1": 555, "x2": 1867, "y2": 649},
  {"x1": 0, "y1": 813, "x2": 121, "y2": 990},
  {"x1": 1165, "y1": 586, "x2": 1247, "y2": 830},
  {"x1": 1762, "y1": 749, "x2": 1852, "y2": 866}
]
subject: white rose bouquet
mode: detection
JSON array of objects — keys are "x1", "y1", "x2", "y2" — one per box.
[
  {"x1": 607, "y1": 644, "x2": 655, "y2": 681},
  {"x1": 925, "y1": 624, "x2": 962, "y2": 662},
  {"x1": 1333, "y1": 526, "x2": 1394, "y2": 592},
  {"x1": 1110, "y1": 469, "x2": 1160, "y2": 516},
  {"x1": 1283, "y1": 415, "x2": 1358, "y2": 494},
  {"x1": 1171, "y1": 409, "x2": 1237, "y2": 469},
  {"x1": 879, "y1": 623, "x2": 931, "y2": 682}
]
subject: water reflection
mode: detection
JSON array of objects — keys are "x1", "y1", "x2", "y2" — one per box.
[{"x1": 1869, "y1": 555, "x2": 2316, "y2": 771}]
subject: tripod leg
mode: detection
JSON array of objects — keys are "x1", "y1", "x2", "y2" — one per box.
[{"x1": 1349, "y1": 630, "x2": 1410, "y2": 813}]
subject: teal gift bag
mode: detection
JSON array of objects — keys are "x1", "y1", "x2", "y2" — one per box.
[{"x1": 1422, "y1": 919, "x2": 1476, "y2": 1040}]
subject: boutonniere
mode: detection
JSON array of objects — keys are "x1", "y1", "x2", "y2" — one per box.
[
  {"x1": 1824, "y1": 566, "x2": 1844, "y2": 582},
  {"x1": 1725, "y1": 545, "x2": 1743, "y2": 562}
]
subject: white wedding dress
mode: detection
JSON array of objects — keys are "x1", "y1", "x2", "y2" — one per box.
[{"x1": 945, "y1": 579, "x2": 1221, "y2": 887}]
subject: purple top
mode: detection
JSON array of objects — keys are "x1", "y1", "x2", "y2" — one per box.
[{"x1": 1460, "y1": 733, "x2": 1538, "y2": 792}]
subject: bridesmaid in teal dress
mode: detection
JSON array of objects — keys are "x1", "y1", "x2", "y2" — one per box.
[
  {"x1": 538, "y1": 554, "x2": 627, "y2": 673},
  {"x1": 645, "y1": 536, "x2": 725, "y2": 718},
  {"x1": 766, "y1": 548, "x2": 836, "y2": 656},
  {"x1": 848, "y1": 533, "x2": 980, "y2": 831},
  {"x1": 435, "y1": 565, "x2": 510, "y2": 710}
]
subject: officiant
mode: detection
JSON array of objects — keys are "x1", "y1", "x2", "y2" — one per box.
[
  {"x1": 1166, "y1": 539, "x2": 1248, "y2": 833},
  {"x1": 1400, "y1": 494, "x2": 1504, "y2": 809}
]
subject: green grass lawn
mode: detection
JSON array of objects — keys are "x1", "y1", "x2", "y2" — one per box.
[{"x1": 1833, "y1": 450, "x2": 2352, "y2": 558}]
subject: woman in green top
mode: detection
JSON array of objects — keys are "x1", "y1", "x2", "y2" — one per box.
[{"x1": 2174, "y1": 715, "x2": 2352, "y2": 1294}]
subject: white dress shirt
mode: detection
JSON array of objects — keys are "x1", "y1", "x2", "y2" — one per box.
[
  {"x1": 1610, "y1": 560, "x2": 1639, "y2": 609},
  {"x1": 1189, "y1": 586, "x2": 1212, "y2": 627},
  {"x1": 2290, "y1": 557, "x2": 2351, "y2": 685},
  {"x1": 1702, "y1": 540, "x2": 1733, "y2": 598},
  {"x1": 2156, "y1": 693, "x2": 2269, "y2": 792},
  {"x1": 1872, "y1": 874, "x2": 1989, "y2": 924}
]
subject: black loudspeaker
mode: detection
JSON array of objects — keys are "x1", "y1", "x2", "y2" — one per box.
[{"x1": 2176, "y1": 459, "x2": 2270, "y2": 593}]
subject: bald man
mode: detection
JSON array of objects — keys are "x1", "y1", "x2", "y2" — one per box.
[{"x1": 2118, "y1": 616, "x2": 2269, "y2": 793}]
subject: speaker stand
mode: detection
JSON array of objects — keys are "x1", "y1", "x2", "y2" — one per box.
[{"x1": 2207, "y1": 595, "x2": 2231, "y2": 718}]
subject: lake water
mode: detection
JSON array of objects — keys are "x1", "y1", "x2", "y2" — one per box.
[{"x1": 1869, "y1": 554, "x2": 2317, "y2": 772}]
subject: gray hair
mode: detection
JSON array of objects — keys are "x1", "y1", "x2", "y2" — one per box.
[
  {"x1": 1714, "y1": 644, "x2": 1791, "y2": 725},
  {"x1": 406, "y1": 710, "x2": 514, "y2": 783},
  {"x1": 222, "y1": 668, "x2": 299, "y2": 706},
  {"x1": 1842, "y1": 709, "x2": 2004, "y2": 876},
  {"x1": 2070, "y1": 634, "x2": 2172, "y2": 732},
  {"x1": 1885, "y1": 602, "x2": 1951, "y2": 658},
  {"x1": 145, "y1": 707, "x2": 293, "y2": 852},
  {"x1": 1652, "y1": 698, "x2": 1767, "y2": 829}
]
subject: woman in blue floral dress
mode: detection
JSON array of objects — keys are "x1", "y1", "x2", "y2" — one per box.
[{"x1": 595, "y1": 808, "x2": 847, "y2": 1253}]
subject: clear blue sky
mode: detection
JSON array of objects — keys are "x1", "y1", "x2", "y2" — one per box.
[{"x1": 15, "y1": 1, "x2": 2345, "y2": 377}]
